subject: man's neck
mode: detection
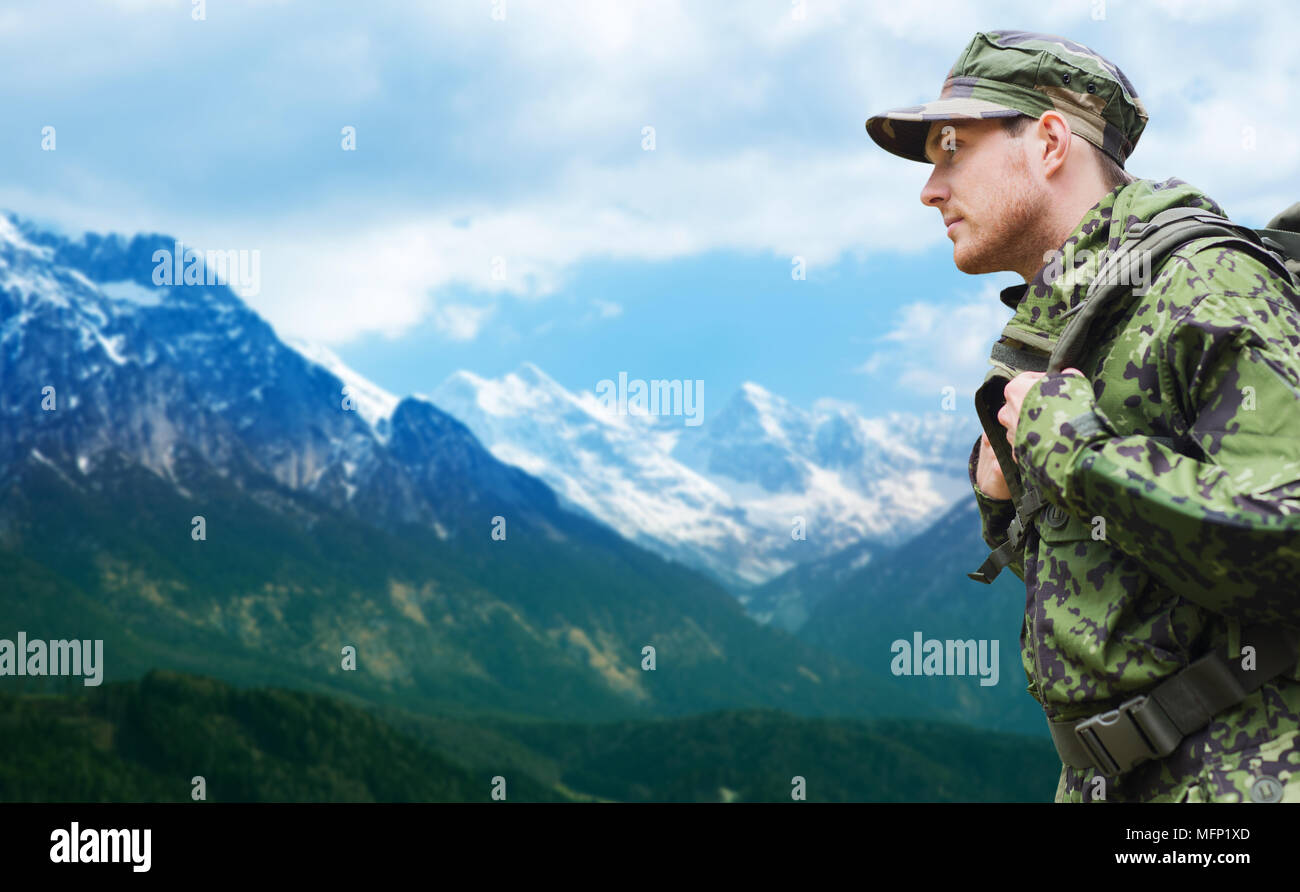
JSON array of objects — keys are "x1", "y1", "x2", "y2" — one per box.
[{"x1": 1016, "y1": 182, "x2": 1116, "y2": 282}]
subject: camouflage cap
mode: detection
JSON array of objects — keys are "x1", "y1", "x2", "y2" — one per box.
[{"x1": 865, "y1": 30, "x2": 1148, "y2": 167}]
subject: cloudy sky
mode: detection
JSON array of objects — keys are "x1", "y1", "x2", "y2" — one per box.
[{"x1": 2, "y1": 0, "x2": 1296, "y2": 418}]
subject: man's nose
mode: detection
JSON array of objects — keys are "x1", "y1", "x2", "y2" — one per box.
[{"x1": 919, "y1": 167, "x2": 947, "y2": 208}]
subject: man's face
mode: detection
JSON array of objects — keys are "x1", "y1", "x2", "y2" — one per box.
[{"x1": 919, "y1": 118, "x2": 1046, "y2": 276}]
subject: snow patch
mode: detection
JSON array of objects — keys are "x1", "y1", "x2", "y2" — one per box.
[
  {"x1": 94, "y1": 331, "x2": 128, "y2": 365},
  {"x1": 282, "y1": 336, "x2": 400, "y2": 438},
  {"x1": 99, "y1": 279, "x2": 166, "y2": 307},
  {"x1": 0, "y1": 216, "x2": 53, "y2": 259}
]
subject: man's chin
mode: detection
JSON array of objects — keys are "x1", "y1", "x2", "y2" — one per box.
[
  {"x1": 952, "y1": 243, "x2": 988, "y2": 275},
  {"x1": 952, "y1": 241, "x2": 1003, "y2": 275}
]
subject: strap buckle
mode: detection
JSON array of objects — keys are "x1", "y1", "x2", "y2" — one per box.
[
  {"x1": 1073, "y1": 695, "x2": 1181, "y2": 776},
  {"x1": 1005, "y1": 512, "x2": 1024, "y2": 548},
  {"x1": 965, "y1": 487, "x2": 1044, "y2": 583}
]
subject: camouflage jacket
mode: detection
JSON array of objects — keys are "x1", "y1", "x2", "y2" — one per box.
[{"x1": 968, "y1": 177, "x2": 1300, "y2": 802}]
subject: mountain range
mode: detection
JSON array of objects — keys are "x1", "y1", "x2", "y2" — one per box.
[
  {"x1": 0, "y1": 211, "x2": 1041, "y2": 744},
  {"x1": 272, "y1": 334, "x2": 981, "y2": 605},
  {"x1": 430, "y1": 365, "x2": 981, "y2": 594},
  {"x1": 0, "y1": 213, "x2": 922, "y2": 725}
]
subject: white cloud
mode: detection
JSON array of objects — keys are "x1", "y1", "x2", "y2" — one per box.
[
  {"x1": 2, "y1": 0, "x2": 1295, "y2": 345},
  {"x1": 1148, "y1": 0, "x2": 1251, "y2": 22},
  {"x1": 434, "y1": 303, "x2": 496, "y2": 341},
  {"x1": 855, "y1": 283, "x2": 1012, "y2": 399},
  {"x1": 590, "y1": 299, "x2": 622, "y2": 319},
  {"x1": 212, "y1": 146, "x2": 932, "y2": 343},
  {"x1": 248, "y1": 3, "x2": 1300, "y2": 344}
]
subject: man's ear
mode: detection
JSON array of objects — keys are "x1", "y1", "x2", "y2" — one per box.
[{"x1": 1036, "y1": 111, "x2": 1072, "y2": 179}]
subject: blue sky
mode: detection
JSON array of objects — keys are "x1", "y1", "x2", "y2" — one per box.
[{"x1": 3, "y1": 0, "x2": 1296, "y2": 419}]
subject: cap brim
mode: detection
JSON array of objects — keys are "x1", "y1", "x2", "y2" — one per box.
[{"x1": 865, "y1": 98, "x2": 1024, "y2": 163}]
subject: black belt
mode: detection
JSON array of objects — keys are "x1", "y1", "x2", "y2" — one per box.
[{"x1": 1047, "y1": 624, "x2": 1300, "y2": 777}]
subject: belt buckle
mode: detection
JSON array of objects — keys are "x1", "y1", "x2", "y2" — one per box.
[{"x1": 1073, "y1": 695, "x2": 1174, "y2": 777}]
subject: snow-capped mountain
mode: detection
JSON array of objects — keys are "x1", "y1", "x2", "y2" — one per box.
[
  {"x1": 1, "y1": 211, "x2": 919, "y2": 723},
  {"x1": 282, "y1": 337, "x2": 399, "y2": 444},
  {"x1": 0, "y1": 207, "x2": 979, "y2": 602},
  {"x1": 432, "y1": 364, "x2": 769, "y2": 585},
  {"x1": 432, "y1": 366, "x2": 981, "y2": 590},
  {"x1": 0, "y1": 212, "x2": 564, "y2": 541}
]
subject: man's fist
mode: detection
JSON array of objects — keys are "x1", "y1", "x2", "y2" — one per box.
[
  {"x1": 996, "y1": 368, "x2": 1086, "y2": 459},
  {"x1": 977, "y1": 368, "x2": 1088, "y2": 499},
  {"x1": 976, "y1": 431, "x2": 1011, "y2": 501}
]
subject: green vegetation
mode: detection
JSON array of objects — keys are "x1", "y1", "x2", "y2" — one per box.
[
  {"x1": 430, "y1": 711, "x2": 1061, "y2": 803},
  {"x1": 0, "y1": 670, "x2": 564, "y2": 802},
  {"x1": 0, "y1": 672, "x2": 1061, "y2": 802},
  {"x1": 0, "y1": 447, "x2": 913, "y2": 725},
  {"x1": 0, "y1": 432, "x2": 1061, "y2": 804}
]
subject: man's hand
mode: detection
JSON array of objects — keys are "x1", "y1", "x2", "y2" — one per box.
[
  {"x1": 997, "y1": 369, "x2": 1086, "y2": 462},
  {"x1": 975, "y1": 431, "x2": 1011, "y2": 500}
]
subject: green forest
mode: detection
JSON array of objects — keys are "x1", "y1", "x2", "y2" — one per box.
[{"x1": 0, "y1": 671, "x2": 1060, "y2": 802}]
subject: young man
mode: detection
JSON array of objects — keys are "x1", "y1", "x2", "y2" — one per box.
[{"x1": 865, "y1": 30, "x2": 1300, "y2": 802}]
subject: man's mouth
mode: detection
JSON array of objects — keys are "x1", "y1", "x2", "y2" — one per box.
[{"x1": 945, "y1": 217, "x2": 964, "y2": 238}]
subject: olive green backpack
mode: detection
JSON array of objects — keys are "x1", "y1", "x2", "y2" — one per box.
[
  {"x1": 969, "y1": 201, "x2": 1300, "y2": 586},
  {"x1": 964, "y1": 202, "x2": 1300, "y2": 779}
]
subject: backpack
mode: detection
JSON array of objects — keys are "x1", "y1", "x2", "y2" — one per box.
[
  {"x1": 969, "y1": 201, "x2": 1300, "y2": 587},
  {"x1": 965, "y1": 203, "x2": 1300, "y2": 779}
]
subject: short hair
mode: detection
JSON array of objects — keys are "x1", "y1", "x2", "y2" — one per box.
[{"x1": 1000, "y1": 114, "x2": 1133, "y2": 191}]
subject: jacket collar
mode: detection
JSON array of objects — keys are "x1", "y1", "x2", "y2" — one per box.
[
  {"x1": 998, "y1": 178, "x2": 1227, "y2": 339},
  {"x1": 999, "y1": 283, "x2": 1027, "y2": 311}
]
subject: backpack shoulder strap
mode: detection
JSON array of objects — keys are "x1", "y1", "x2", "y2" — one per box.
[
  {"x1": 1049, "y1": 208, "x2": 1296, "y2": 373},
  {"x1": 1259, "y1": 201, "x2": 1300, "y2": 278}
]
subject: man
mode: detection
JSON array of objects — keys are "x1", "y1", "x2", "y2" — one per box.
[{"x1": 865, "y1": 30, "x2": 1300, "y2": 802}]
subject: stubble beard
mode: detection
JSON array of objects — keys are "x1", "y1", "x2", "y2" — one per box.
[{"x1": 952, "y1": 164, "x2": 1050, "y2": 279}]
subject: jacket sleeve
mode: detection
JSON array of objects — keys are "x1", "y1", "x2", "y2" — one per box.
[
  {"x1": 1013, "y1": 275, "x2": 1300, "y2": 630},
  {"x1": 967, "y1": 433, "x2": 1025, "y2": 582}
]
